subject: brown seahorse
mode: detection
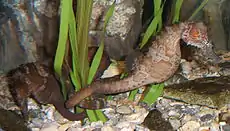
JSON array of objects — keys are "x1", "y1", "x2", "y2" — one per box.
[
  {"x1": 65, "y1": 22, "x2": 221, "y2": 109},
  {"x1": 7, "y1": 62, "x2": 86, "y2": 121},
  {"x1": 7, "y1": 46, "x2": 111, "y2": 121}
]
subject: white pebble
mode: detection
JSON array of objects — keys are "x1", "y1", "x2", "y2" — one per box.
[
  {"x1": 101, "y1": 125, "x2": 115, "y2": 131},
  {"x1": 180, "y1": 121, "x2": 200, "y2": 131},
  {"x1": 116, "y1": 105, "x2": 133, "y2": 114},
  {"x1": 40, "y1": 122, "x2": 59, "y2": 131}
]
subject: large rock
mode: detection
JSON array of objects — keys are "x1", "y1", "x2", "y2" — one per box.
[
  {"x1": 0, "y1": 0, "x2": 60, "y2": 73},
  {"x1": 163, "y1": 76, "x2": 230, "y2": 108},
  {"x1": 89, "y1": 0, "x2": 143, "y2": 60}
]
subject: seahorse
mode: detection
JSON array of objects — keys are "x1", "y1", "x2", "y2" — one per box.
[
  {"x1": 7, "y1": 62, "x2": 86, "y2": 121},
  {"x1": 6, "y1": 46, "x2": 111, "y2": 121},
  {"x1": 65, "y1": 22, "x2": 221, "y2": 109}
]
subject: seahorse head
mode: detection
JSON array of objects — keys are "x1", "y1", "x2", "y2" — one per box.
[
  {"x1": 180, "y1": 22, "x2": 210, "y2": 48},
  {"x1": 180, "y1": 22, "x2": 221, "y2": 64}
]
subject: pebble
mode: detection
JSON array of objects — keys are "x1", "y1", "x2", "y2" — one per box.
[
  {"x1": 200, "y1": 114, "x2": 215, "y2": 123},
  {"x1": 168, "y1": 110, "x2": 181, "y2": 118},
  {"x1": 53, "y1": 110, "x2": 69, "y2": 124},
  {"x1": 181, "y1": 114, "x2": 194, "y2": 125},
  {"x1": 31, "y1": 128, "x2": 40, "y2": 131},
  {"x1": 90, "y1": 121, "x2": 104, "y2": 128},
  {"x1": 18, "y1": 92, "x2": 228, "y2": 131},
  {"x1": 29, "y1": 118, "x2": 45, "y2": 128},
  {"x1": 116, "y1": 121, "x2": 135, "y2": 131},
  {"x1": 210, "y1": 122, "x2": 220, "y2": 131},
  {"x1": 116, "y1": 105, "x2": 133, "y2": 114},
  {"x1": 40, "y1": 122, "x2": 59, "y2": 131},
  {"x1": 168, "y1": 119, "x2": 181, "y2": 130},
  {"x1": 180, "y1": 121, "x2": 200, "y2": 131},
  {"x1": 101, "y1": 125, "x2": 115, "y2": 131},
  {"x1": 122, "y1": 107, "x2": 148, "y2": 123},
  {"x1": 180, "y1": 106, "x2": 200, "y2": 115},
  {"x1": 169, "y1": 101, "x2": 185, "y2": 107},
  {"x1": 222, "y1": 125, "x2": 230, "y2": 131},
  {"x1": 58, "y1": 123, "x2": 72, "y2": 131},
  {"x1": 199, "y1": 126, "x2": 210, "y2": 131}
]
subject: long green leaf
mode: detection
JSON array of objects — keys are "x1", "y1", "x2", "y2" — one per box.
[
  {"x1": 54, "y1": 0, "x2": 72, "y2": 98},
  {"x1": 103, "y1": 1, "x2": 116, "y2": 33},
  {"x1": 87, "y1": 1, "x2": 115, "y2": 84},
  {"x1": 141, "y1": 83, "x2": 164, "y2": 106},
  {"x1": 189, "y1": 0, "x2": 209, "y2": 20},
  {"x1": 95, "y1": 110, "x2": 107, "y2": 122},
  {"x1": 172, "y1": 0, "x2": 184, "y2": 23},
  {"x1": 139, "y1": 1, "x2": 165, "y2": 49},
  {"x1": 68, "y1": 1, "x2": 81, "y2": 90},
  {"x1": 87, "y1": 43, "x2": 104, "y2": 84},
  {"x1": 86, "y1": 110, "x2": 98, "y2": 122},
  {"x1": 54, "y1": 0, "x2": 71, "y2": 76},
  {"x1": 77, "y1": 0, "x2": 92, "y2": 86},
  {"x1": 128, "y1": 89, "x2": 138, "y2": 100},
  {"x1": 154, "y1": 0, "x2": 162, "y2": 32}
]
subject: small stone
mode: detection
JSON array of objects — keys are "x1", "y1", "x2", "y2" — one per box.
[
  {"x1": 116, "y1": 105, "x2": 133, "y2": 115},
  {"x1": 103, "y1": 107, "x2": 116, "y2": 116},
  {"x1": 169, "y1": 102, "x2": 185, "y2": 107},
  {"x1": 180, "y1": 121, "x2": 200, "y2": 131},
  {"x1": 31, "y1": 128, "x2": 40, "y2": 131},
  {"x1": 116, "y1": 122, "x2": 135, "y2": 131},
  {"x1": 181, "y1": 61, "x2": 192, "y2": 75},
  {"x1": 157, "y1": 98, "x2": 172, "y2": 110},
  {"x1": 222, "y1": 125, "x2": 230, "y2": 131},
  {"x1": 58, "y1": 123, "x2": 72, "y2": 131},
  {"x1": 200, "y1": 114, "x2": 214, "y2": 122},
  {"x1": 168, "y1": 110, "x2": 181, "y2": 118},
  {"x1": 199, "y1": 126, "x2": 210, "y2": 131},
  {"x1": 101, "y1": 125, "x2": 115, "y2": 131},
  {"x1": 169, "y1": 119, "x2": 181, "y2": 130},
  {"x1": 90, "y1": 121, "x2": 104, "y2": 128},
  {"x1": 66, "y1": 127, "x2": 84, "y2": 131},
  {"x1": 43, "y1": 106, "x2": 56, "y2": 120},
  {"x1": 181, "y1": 115, "x2": 193, "y2": 125},
  {"x1": 135, "y1": 125, "x2": 150, "y2": 131},
  {"x1": 181, "y1": 107, "x2": 200, "y2": 115},
  {"x1": 219, "y1": 111, "x2": 230, "y2": 124},
  {"x1": 105, "y1": 116, "x2": 120, "y2": 125},
  {"x1": 30, "y1": 118, "x2": 45, "y2": 128},
  {"x1": 219, "y1": 121, "x2": 226, "y2": 126},
  {"x1": 161, "y1": 112, "x2": 169, "y2": 120},
  {"x1": 53, "y1": 110, "x2": 69, "y2": 124},
  {"x1": 40, "y1": 122, "x2": 59, "y2": 131},
  {"x1": 123, "y1": 108, "x2": 148, "y2": 124},
  {"x1": 210, "y1": 122, "x2": 221, "y2": 131}
]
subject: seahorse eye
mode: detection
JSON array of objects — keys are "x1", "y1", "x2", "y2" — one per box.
[{"x1": 190, "y1": 29, "x2": 199, "y2": 38}]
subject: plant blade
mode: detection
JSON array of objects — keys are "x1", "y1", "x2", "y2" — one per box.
[
  {"x1": 172, "y1": 0, "x2": 184, "y2": 23},
  {"x1": 141, "y1": 83, "x2": 164, "y2": 106}
]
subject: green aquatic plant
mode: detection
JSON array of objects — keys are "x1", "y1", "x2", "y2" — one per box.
[{"x1": 54, "y1": 0, "x2": 115, "y2": 122}]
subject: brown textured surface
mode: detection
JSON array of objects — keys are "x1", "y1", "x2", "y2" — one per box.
[
  {"x1": 7, "y1": 62, "x2": 86, "y2": 121},
  {"x1": 5, "y1": 46, "x2": 111, "y2": 120},
  {"x1": 66, "y1": 22, "x2": 220, "y2": 109}
]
